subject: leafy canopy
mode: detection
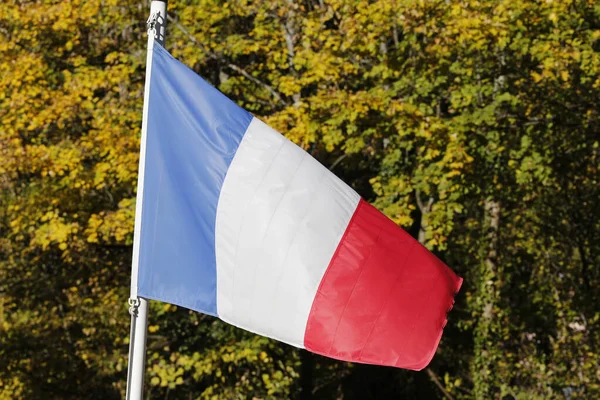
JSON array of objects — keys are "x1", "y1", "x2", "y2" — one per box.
[{"x1": 1, "y1": 0, "x2": 598, "y2": 399}]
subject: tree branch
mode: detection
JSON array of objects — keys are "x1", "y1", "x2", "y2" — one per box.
[
  {"x1": 281, "y1": 1, "x2": 301, "y2": 106},
  {"x1": 426, "y1": 368, "x2": 456, "y2": 400},
  {"x1": 415, "y1": 189, "x2": 434, "y2": 214},
  {"x1": 329, "y1": 153, "x2": 347, "y2": 171},
  {"x1": 416, "y1": 189, "x2": 434, "y2": 244},
  {"x1": 167, "y1": 15, "x2": 289, "y2": 106}
]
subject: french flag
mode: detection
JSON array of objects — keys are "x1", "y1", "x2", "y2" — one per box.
[{"x1": 133, "y1": 43, "x2": 462, "y2": 370}]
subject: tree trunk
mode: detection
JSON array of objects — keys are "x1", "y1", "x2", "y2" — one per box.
[{"x1": 473, "y1": 198, "x2": 501, "y2": 398}]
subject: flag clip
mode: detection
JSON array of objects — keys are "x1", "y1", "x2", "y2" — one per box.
[
  {"x1": 128, "y1": 297, "x2": 141, "y2": 316},
  {"x1": 146, "y1": 12, "x2": 159, "y2": 36},
  {"x1": 146, "y1": 11, "x2": 165, "y2": 44}
]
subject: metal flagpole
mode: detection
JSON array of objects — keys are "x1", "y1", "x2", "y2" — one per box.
[{"x1": 126, "y1": 1, "x2": 167, "y2": 399}]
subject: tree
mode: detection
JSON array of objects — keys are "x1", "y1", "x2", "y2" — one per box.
[{"x1": 1, "y1": 0, "x2": 598, "y2": 399}]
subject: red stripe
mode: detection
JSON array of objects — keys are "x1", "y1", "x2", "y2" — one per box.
[{"x1": 304, "y1": 199, "x2": 462, "y2": 370}]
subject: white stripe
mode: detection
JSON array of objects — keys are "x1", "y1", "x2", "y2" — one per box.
[{"x1": 215, "y1": 118, "x2": 360, "y2": 347}]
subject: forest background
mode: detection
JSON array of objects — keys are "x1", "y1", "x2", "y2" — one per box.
[{"x1": 0, "y1": 0, "x2": 598, "y2": 399}]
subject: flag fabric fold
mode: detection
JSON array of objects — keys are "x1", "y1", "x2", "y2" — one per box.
[{"x1": 136, "y1": 43, "x2": 462, "y2": 370}]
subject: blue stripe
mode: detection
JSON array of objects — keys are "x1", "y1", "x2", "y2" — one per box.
[{"x1": 137, "y1": 43, "x2": 253, "y2": 315}]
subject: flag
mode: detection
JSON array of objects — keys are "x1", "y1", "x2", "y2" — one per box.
[{"x1": 133, "y1": 42, "x2": 462, "y2": 370}]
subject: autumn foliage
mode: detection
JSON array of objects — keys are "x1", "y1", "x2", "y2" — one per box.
[{"x1": 1, "y1": 0, "x2": 599, "y2": 399}]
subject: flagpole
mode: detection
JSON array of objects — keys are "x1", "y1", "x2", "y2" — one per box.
[{"x1": 126, "y1": 1, "x2": 167, "y2": 399}]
